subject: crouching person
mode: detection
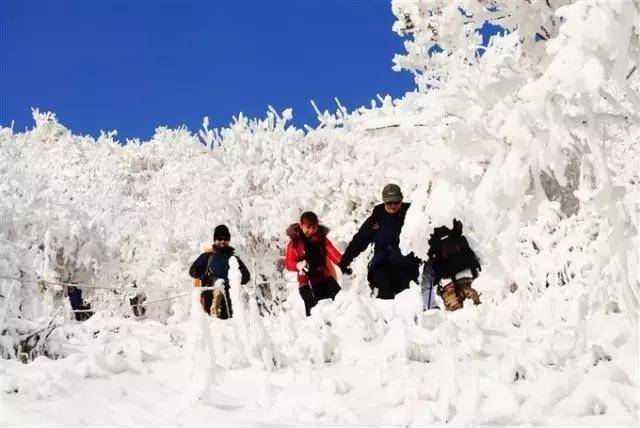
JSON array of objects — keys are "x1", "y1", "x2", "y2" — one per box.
[
  {"x1": 285, "y1": 212, "x2": 344, "y2": 316},
  {"x1": 68, "y1": 286, "x2": 93, "y2": 321},
  {"x1": 128, "y1": 282, "x2": 146, "y2": 318},
  {"x1": 428, "y1": 219, "x2": 481, "y2": 311},
  {"x1": 189, "y1": 225, "x2": 251, "y2": 318}
]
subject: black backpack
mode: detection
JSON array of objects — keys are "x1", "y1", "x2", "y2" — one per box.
[{"x1": 427, "y1": 219, "x2": 481, "y2": 284}]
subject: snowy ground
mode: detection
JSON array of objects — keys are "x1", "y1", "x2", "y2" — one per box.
[{"x1": 3, "y1": 278, "x2": 638, "y2": 427}]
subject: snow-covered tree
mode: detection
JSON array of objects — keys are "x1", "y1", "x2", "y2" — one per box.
[
  {"x1": 391, "y1": 0, "x2": 639, "y2": 316},
  {"x1": 0, "y1": 1, "x2": 638, "y2": 366}
]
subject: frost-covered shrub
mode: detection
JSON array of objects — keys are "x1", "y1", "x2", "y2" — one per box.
[
  {"x1": 0, "y1": 0, "x2": 638, "y2": 363},
  {"x1": 392, "y1": 0, "x2": 640, "y2": 316}
]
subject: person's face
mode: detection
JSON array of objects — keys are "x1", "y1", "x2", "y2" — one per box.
[
  {"x1": 300, "y1": 221, "x2": 318, "y2": 237},
  {"x1": 215, "y1": 238, "x2": 230, "y2": 248},
  {"x1": 384, "y1": 200, "x2": 402, "y2": 214}
]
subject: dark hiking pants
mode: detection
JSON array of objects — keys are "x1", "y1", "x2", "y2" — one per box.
[
  {"x1": 299, "y1": 278, "x2": 341, "y2": 316},
  {"x1": 367, "y1": 263, "x2": 417, "y2": 299}
]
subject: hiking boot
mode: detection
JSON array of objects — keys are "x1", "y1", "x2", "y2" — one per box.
[
  {"x1": 441, "y1": 278, "x2": 481, "y2": 311},
  {"x1": 458, "y1": 278, "x2": 481, "y2": 306},
  {"x1": 442, "y1": 283, "x2": 463, "y2": 311}
]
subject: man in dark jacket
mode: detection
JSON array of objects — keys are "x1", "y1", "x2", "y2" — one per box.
[
  {"x1": 189, "y1": 225, "x2": 251, "y2": 318},
  {"x1": 339, "y1": 184, "x2": 421, "y2": 299}
]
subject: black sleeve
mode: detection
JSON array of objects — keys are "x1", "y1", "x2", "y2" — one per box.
[
  {"x1": 341, "y1": 213, "x2": 378, "y2": 267},
  {"x1": 189, "y1": 253, "x2": 208, "y2": 279},
  {"x1": 236, "y1": 256, "x2": 251, "y2": 285}
]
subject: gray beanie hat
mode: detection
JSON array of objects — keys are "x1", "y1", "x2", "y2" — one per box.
[{"x1": 382, "y1": 183, "x2": 403, "y2": 203}]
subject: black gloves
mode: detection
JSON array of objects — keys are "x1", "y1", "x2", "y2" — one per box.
[
  {"x1": 338, "y1": 262, "x2": 352, "y2": 275},
  {"x1": 296, "y1": 260, "x2": 309, "y2": 275}
]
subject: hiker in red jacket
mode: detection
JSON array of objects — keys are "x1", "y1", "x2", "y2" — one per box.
[{"x1": 285, "y1": 211, "x2": 347, "y2": 316}]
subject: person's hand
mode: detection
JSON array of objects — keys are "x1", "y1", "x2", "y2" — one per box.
[
  {"x1": 213, "y1": 278, "x2": 225, "y2": 291},
  {"x1": 339, "y1": 263, "x2": 352, "y2": 275},
  {"x1": 296, "y1": 260, "x2": 309, "y2": 275}
]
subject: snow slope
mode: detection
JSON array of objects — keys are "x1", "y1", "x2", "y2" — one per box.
[{"x1": 3, "y1": 284, "x2": 637, "y2": 426}]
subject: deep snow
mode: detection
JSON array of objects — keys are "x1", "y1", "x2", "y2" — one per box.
[{"x1": 2, "y1": 278, "x2": 638, "y2": 426}]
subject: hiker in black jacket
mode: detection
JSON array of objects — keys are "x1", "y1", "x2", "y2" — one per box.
[
  {"x1": 189, "y1": 225, "x2": 250, "y2": 318},
  {"x1": 339, "y1": 184, "x2": 421, "y2": 299},
  {"x1": 427, "y1": 219, "x2": 481, "y2": 311}
]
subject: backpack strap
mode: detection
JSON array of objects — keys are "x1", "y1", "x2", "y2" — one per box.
[{"x1": 203, "y1": 248, "x2": 217, "y2": 279}]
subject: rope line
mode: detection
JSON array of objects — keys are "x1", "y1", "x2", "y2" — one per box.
[
  {"x1": 69, "y1": 293, "x2": 192, "y2": 313},
  {"x1": 0, "y1": 275, "x2": 267, "y2": 292},
  {"x1": 2, "y1": 274, "x2": 293, "y2": 315},
  {"x1": 0, "y1": 275, "x2": 174, "y2": 292}
]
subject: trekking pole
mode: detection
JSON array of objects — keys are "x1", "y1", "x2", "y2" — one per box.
[
  {"x1": 222, "y1": 286, "x2": 231, "y2": 319},
  {"x1": 427, "y1": 266, "x2": 435, "y2": 310},
  {"x1": 308, "y1": 280, "x2": 316, "y2": 302}
]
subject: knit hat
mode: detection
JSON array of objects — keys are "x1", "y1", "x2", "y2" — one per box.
[
  {"x1": 213, "y1": 224, "x2": 231, "y2": 241},
  {"x1": 382, "y1": 183, "x2": 403, "y2": 203}
]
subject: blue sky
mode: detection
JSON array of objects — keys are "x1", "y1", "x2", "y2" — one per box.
[{"x1": 2, "y1": 1, "x2": 417, "y2": 142}]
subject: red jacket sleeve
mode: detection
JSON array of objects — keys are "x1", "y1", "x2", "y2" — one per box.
[
  {"x1": 324, "y1": 238, "x2": 342, "y2": 266},
  {"x1": 284, "y1": 240, "x2": 301, "y2": 272}
]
